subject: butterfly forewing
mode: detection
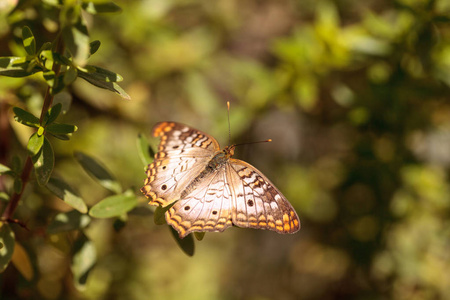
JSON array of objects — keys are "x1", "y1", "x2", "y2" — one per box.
[
  {"x1": 141, "y1": 122, "x2": 220, "y2": 206},
  {"x1": 141, "y1": 121, "x2": 300, "y2": 237}
]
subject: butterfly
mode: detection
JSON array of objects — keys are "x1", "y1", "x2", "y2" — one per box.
[{"x1": 141, "y1": 121, "x2": 300, "y2": 238}]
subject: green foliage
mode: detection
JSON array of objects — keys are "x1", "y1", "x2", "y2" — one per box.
[{"x1": 1, "y1": 0, "x2": 450, "y2": 299}]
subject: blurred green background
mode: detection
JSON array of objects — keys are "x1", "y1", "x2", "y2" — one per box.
[{"x1": 1, "y1": 0, "x2": 450, "y2": 299}]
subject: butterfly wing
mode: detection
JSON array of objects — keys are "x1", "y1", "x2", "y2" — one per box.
[
  {"x1": 227, "y1": 159, "x2": 300, "y2": 234},
  {"x1": 141, "y1": 122, "x2": 221, "y2": 206},
  {"x1": 165, "y1": 168, "x2": 233, "y2": 238}
]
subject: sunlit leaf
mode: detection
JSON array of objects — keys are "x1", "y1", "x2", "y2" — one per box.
[
  {"x1": 0, "y1": 57, "x2": 40, "y2": 77},
  {"x1": 82, "y1": 2, "x2": 122, "y2": 14},
  {"x1": 77, "y1": 66, "x2": 130, "y2": 99},
  {"x1": 169, "y1": 227, "x2": 194, "y2": 257},
  {"x1": 45, "y1": 103, "x2": 63, "y2": 125},
  {"x1": 71, "y1": 234, "x2": 96, "y2": 291},
  {"x1": 22, "y1": 26, "x2": 36, "y2": 55},
  {"x1": 46, "y1": 123, "x2": 78, "y2": 135},
  {"x1": 46, "y1": 177, "x2": 87, "y2": 213},
  {"x1": 11, "y1": 242, "x2": 33, "y2": 281},
  {"x1": 31, "y1": 137, "x2": 54, "y2": 186},
  {"x1": 47, "y1": 210, "x2": 91, "y2": 234},
  {"x1": 137, "y1": 134, "x2": 154, "y2": 166},
  {"x1": 13, "y1": 107, "x2": 40, "y2": 128},
  {"x1": 89, "y1": 193, "x2": 138, "y2": 218},
  {"x1": 27, "y1": 132, "x2": 44, "y2": 156},
  {"x1": 0, "y1": 223, "x2": 15, "y2": 273},
  {"x1": 0, "y1": 164, "x2": 11, "y2": 174},
  {"x1": 74, "y1": 152, "x2": 122, "y2": 194}
]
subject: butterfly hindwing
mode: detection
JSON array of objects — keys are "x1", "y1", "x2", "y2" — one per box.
[
  {"x1": 227, "y1": 160, "x2": 300, "y2": 234},
  {"x1": 141, "y1": 122, "x2": 220, "y2": 206},
  {"x1": 166, "y1": 168, "x2": 233, "y2": 238}
]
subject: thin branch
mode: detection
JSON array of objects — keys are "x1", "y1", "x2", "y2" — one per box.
[{"x1": 1, "y1": 156, "x2": 33, "y2": 220}]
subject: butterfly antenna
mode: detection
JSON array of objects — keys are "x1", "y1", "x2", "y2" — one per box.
[
  {"x1": 233, "y1": 139, "x2": 272, "y2": 147},
  {"x1": 227, "y1": 101, "x2": 231, "y2": 145}
]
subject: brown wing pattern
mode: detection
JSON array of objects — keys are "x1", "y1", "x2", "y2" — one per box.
[
  {"x1": 227, "y1": 159, "x2": 300, "y2": 234},
  {"x1": 141, "y1": 122, "x2": 220, "y2": 206},
  {"x1": 165, "y1": 168, "x2": 233, "y2": 238}
]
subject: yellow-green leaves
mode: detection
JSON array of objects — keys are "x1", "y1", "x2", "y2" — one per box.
[
  {"x1": 89, "y1": 191, "x2": 138, "y2": 218},
  {"x1": 22, "y1": 27, "x2": 36, "y2": 56}
]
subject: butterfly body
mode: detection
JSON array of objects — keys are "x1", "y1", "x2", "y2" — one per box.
[{"x1": 141, "y1": 122, "x2": 300, "y2": 238}]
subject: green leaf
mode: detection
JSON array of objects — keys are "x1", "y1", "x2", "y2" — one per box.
[
  {"x1": 0, "y1": 192, "x2": 10, "y2": 202},
  {"x1": 0, "y1": 164, "x2": 11, "y2": 174},
  {"x1": 71, "y1": 234, "x2": 96, "y2": 291},
  {"x1": 46, "y1": 123, "x2": 78, "y2": 135},
  {"x1": 0, "y1": 57, "x2": 40, "y2": 77},
  {"x1": 154, "y1": 202, "x2": 176, "y2": 225},
  {"x1": 46, "y1": 177, "x2": 87, "y2": 213},
  {"x1": 0, "y1": 223, "x2": 15, "y2": 273},
  {"x1": 89, "y1": 40, "x2": 101, "y2": 55},
  {"x1": 27, "y1": 132, "x2": 44, "y2": 156},
  {"x1": 74, "y1": 152, "x2": 122, "y2": 194},
  {"x1": 45, "y1": 103, "x2": 63, "y2": 125},
  {"x1": 64, "y1": 66, "x2": 78, "y2": 85},
  {"x1": 89, "y1": 193, "x2": 138, "y2": 218},
  {"x1": 13, "y1": 107, "x2": 39, "y2": 128},
  {"x1": 48, "y1": 133, "x2": 71, "y2": 140},
  {"x1": 31, "y1": 137, "x2": 54, "y2": 186},
  {"x1": 79, "y1": 65, "x2": 123, "y2": 82},
  {"x1": 47, "y1": 210, "x2": 91, "y2": 234},
  {"x1": 169, "y1": 227, "x2": 194, "y2": 257},
  {"x1": 137, "y1": 133, "x2": 154, "y2": 166},
  {"x1": 43, "y1": 70, "x2": 56, "y2": 87},
  {"x1": 38, "y1": 42, "x2": 52, "y2": 54},
  {"x1": 62, "y1": 18, "x2": 90, "y2": 67},
  {"x1": 82, "y1": 1, "x2": 122, "y2": 14},
  {"x1": 77, "y1": 66, "x2": 130, "y2": 100},
  {"x1": 194, "y1": 232, "x2": 205, "y2": 241},
  {"x1": 22, "y1": 26, "x2": 36, "y2": 55}
]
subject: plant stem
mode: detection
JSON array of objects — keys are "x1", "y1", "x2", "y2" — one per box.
[
  {"x1": 1, "y1": 35, "x2": 65, "y2": 221},
  {"x1": 1, "y1": 156, "x2": 33, "y2": 220}
]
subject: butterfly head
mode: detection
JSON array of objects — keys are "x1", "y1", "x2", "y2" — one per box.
[{"x1": 223, "y1": 145, "x2": 235, "y2": 158}]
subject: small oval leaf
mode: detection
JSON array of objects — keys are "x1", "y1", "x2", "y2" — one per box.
[
  {"x1": 46, "y1": 123, "x2": 78, "y2": 135},
  {"x1": 137, "y1": 134, "x2": 154, "y2": 166},
  {"x1": 45, "y1": 103, "x2": 63, "y2": 125},
  {"x1": 13, "y1": 107, "x2": 39, "y2": 128},
  {"x1": 11, "y1": 242, "x2": 33, "y2": 281},
  {"x1": 169, "y1": 227, "x2": 194, "y2": 257},
  {"x1": 74, "y1": 152, "x2": 122, "y2": 194},
  {"x1": 31, "y1": 137, "x2": 54, "y2": 186},
  {"x1": 0, "y1": 223, "x2": 15, "y2": 273},
  {"x1": 27, "y1": 132, "x2": 44, "y2": 155},
  {"x1": 89, "y1": 194, "x2": 138, "y2": 218},
  {"x1": 194, "y1": 232, "x2": 205, "y2": 241},
  {"x1": 22, "y1": 26, "x2": 36, "y2": 55},
  {"x1": 46, "y1": 177, "x2": 87, "y2": 213}
]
